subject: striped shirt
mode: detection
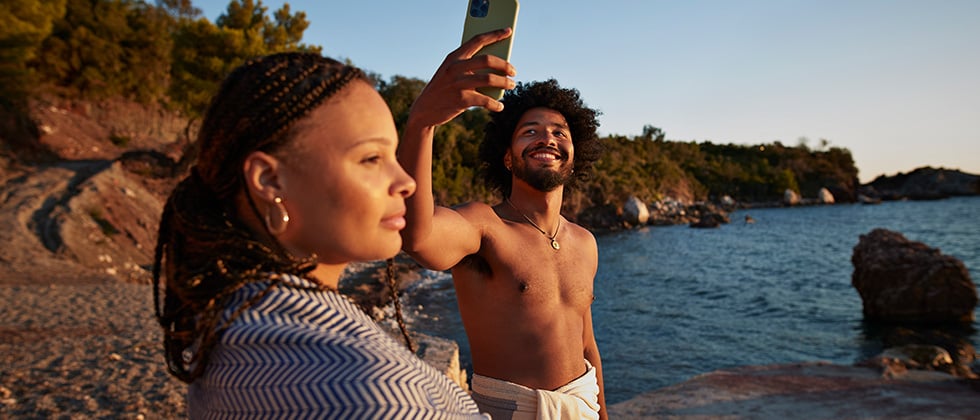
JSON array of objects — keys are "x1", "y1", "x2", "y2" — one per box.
[{"x1": 188, "y1": 274, "x2": 487, "y2": 419}]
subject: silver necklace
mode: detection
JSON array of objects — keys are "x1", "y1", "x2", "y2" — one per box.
[{"x1": 505, "y1": 198, "x2": 561, "y2": 250}]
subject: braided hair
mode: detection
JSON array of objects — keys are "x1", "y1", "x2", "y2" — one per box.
[
  {"x1": 153, "y1": 52, "x2": 366, "y2": 383},
  {"x1": 479, "y1": 79, "x2": 603, "y2": 197}
]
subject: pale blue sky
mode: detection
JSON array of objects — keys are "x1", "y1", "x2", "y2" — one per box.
[{"x1": 196, "y1": 0, "x2": 980, "y2": 183}]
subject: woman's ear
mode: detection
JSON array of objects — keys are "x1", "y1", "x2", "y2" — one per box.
[{"x1": 242, "y1": 151, "x2": 285, "y2": 202}]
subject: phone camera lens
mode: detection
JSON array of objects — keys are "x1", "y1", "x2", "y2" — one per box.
[{"x1": 469, "y1": 0, "x2": 490, "y2": 18}]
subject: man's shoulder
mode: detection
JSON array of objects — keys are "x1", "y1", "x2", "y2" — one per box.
[
  {"x1": 451, "y1": 201, "x2": 500, "y2": 220},
  {"x1": 565, "y1": 218, "x2": 596, "y2": 239}
]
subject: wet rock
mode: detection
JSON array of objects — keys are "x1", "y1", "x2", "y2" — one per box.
[{"x1": 851, "y1": 228, "x2": 977, "y2": 323}]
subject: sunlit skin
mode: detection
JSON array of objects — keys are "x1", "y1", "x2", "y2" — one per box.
[
  {"x1": 238, "y1": 80, "x2": 416, "y2": 289},
  {"x1": 453, "y1": 108, "x2": 600, "y2": 390},
  {"x1": 399, "y1": 28, "x2": 607, "y2": 419}
]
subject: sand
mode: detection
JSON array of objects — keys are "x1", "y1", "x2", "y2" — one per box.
[{"x1": 0, "y1": 280, "x2": 186, "y2": 418}]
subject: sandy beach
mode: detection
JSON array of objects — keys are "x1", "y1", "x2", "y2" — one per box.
[{"x1": 0, "y1": 279, "x2": 186, "y2": 418}]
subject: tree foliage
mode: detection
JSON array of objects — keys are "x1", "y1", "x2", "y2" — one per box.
[
  {"x1": 375, "y1": 76, "x2": 859, "y2": 211},
  {"x1": 3, "y1": 0, "x2": 318, "y2": 115},
  {"x1": 0, "y1": 0, "x2": 67, "y2": 104},
  {"x1": 4, "y1": 0, "x2": 860, "y2": 216},
  {"x1": 33, "y1": 0, "x2": 172, "y2": 102},
  {"x1": 169, "y1": 0, "x2": 320, "y2": 116}
]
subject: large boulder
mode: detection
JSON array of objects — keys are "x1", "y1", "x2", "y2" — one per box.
[
  {"x1": 783, "y1": 189, "x2": 800, "y2": 206},
  {"x1": 622, "y1": 196, "x2": 649, "y2": 226},
  {"x1": 851, "y1": 228, "x2": 977, "y2": 323},
  {"x1": 817, "y1": 187, "x2": 835, "y2": 204}
]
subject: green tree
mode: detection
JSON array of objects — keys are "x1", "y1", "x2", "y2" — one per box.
[
  {"x1": 265, "y1": 3, "x2": 310, "y2": 51},
  {"x1": 0, "y1": 0, "x2": 67, "y2": 104},
  {"x1": 157, "y1": 0, "x2": 199, "y2": 20},
  {"x1": 119, "y1": 1, "x2": 173, "y2": 102},
  {"x1": 33, "y1": 0, "x2": 171, "y2": 102},
  {"x1": 169, "y1": 0, "x2": 319, "y2": 116},
  {"x1": 377, "y1": 75, "x2": 426, "y2": 131}
]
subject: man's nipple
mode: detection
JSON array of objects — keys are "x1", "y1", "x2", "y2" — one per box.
[{"x1": 518, "y1": 282, "x2": 530, "y2": 293}]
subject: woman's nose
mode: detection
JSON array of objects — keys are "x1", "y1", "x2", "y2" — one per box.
[{"x1": 393, "y1": 164, "x2": 416, "y2": 198}]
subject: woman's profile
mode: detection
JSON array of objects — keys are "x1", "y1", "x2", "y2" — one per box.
[{"x1": 152, "y1": 52, "x2": 487, "y2": 418}]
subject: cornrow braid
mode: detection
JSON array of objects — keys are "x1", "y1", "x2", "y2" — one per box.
[
  {"x1": 195, "y1": 53, "x2": 365, "y2": 201},
  {"x1": 386, "y1": 258, "x2": 417, "y2": 353},
  {"x1": 153, "y1": 53, "x2": 367, "y2": 383}
]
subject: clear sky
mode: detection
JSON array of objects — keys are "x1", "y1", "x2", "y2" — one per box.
[{"x1": 196, "y1": 0, "x2": 979, "y2": 183}]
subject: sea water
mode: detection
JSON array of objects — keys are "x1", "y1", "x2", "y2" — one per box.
[{"x1": 403, "y1": 196, "x2": 980, "y2": 404}]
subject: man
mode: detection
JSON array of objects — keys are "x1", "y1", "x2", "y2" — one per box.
[{"x1": 400, "y1": 28, "x2": 607, "y2": 419}]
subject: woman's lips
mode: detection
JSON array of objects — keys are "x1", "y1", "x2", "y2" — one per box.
[{"x1": 381, "y1": 212, "x2": 407, "y2": 230}]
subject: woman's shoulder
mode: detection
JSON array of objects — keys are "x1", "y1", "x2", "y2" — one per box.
[
  {"x1": 222, "y1": 274, "x2": 381, "y2": 341},
  {"x1": 198, "y1": 274, "x2": 487, "y2": 418}
]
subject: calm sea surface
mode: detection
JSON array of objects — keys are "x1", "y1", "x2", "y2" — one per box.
[{"x1": 402, "y1": 196, "x2": 980, "y2": 404}]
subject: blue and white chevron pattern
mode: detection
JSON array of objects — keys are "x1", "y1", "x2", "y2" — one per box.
[{"x1": 187, "y1": 274, "x2": 486, "y2": 419}]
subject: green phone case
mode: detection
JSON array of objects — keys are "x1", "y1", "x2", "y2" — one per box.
[{"x1": 461, "y1": 0, "x2": 519, "y2": 99}]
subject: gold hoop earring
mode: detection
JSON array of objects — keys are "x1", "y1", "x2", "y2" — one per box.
[{"x1": 265, "y1": 196, "x2": 290, "y2": 235}]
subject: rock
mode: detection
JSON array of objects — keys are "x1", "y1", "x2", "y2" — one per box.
[
  {"x1": 817, "y1": 187, "x2": 835, "y2": 204},
  {"x1": 608, "y1": 362, "x2": 980, "y2": 419},
  {"x1": 646, "y1": 199, "x2": 690, "y2": 226},
  {"x1": 689, "y1": 213, "x2": 727, "y2": 228},
  {"x1": 879, "y1": 345, "x2": 953, "y2": 369},
  {"x1": 857, "y1": 193, "x2": 882, "y2": 205},
  {"x1": 783, "y1": 189, "x2": 800, "y2": 206},
  {"x1": 54, "y1": 162, "x2": 164, "y2": 281},
  {"x1": 851, "y1": 228, "x2": 977, "y2": 323},
  {"x1": 30, "y1": 97, "x2": 188, "y2": 162},
  {"x1": 413, "y1": 333, "x2": 469, "y2": 392},
  {"x1": 866, "y1": 325, "x2": 979, "y2": 378},
  {"x1": 622, "y1": 196, "x2": 649, "y2": 226},
  {"x1": 575, "y1": 203, "x2": 622, "y2": 230},
  {"x1": 719, "y1": 195, "x2": 737, "y2": 211}
]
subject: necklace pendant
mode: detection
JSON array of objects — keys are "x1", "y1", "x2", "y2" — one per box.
[{"x1": 551, "y1": 239, "x2": 560, "y2": 250}]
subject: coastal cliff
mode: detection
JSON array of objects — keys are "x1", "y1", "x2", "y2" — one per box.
[{"x1": 860, "y1": 167, "x2": 980, "y2": 201}]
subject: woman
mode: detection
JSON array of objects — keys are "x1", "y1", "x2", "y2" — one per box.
[{"x1": 152, "y1": 51, "x2": 500, "y2": 418}]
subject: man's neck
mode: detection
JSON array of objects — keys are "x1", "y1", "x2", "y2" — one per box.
[{"x1": 506, "y1": 184, "x2": 564, "y2": 222}]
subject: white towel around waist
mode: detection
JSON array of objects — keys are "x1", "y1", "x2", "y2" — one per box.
[{"x1": 470, "y1": 360, "x2": 599, "y2": 420}]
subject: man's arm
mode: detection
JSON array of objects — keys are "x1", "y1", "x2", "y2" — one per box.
[
  {"x1": 583, "y1": 306, "x2": 607, "y2": 420},
  {"x1": 581, "y1": 232, "x2": 607, "y2": 419},
  {"x1": 398, "y1": 28, "x2": 516, "y2": 270}
]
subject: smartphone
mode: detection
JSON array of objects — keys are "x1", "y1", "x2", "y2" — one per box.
[{"x1": 461, "y1": 0, "x2": 519, "y2": 99}]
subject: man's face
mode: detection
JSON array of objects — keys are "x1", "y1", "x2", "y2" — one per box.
[{"x1": 505, "y1": 107, "x2": 575, "y2": 192}]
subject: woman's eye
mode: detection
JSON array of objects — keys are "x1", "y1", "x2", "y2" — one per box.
[{"x1": 361, "y1": 155, "x2": 381, "y2": 165}]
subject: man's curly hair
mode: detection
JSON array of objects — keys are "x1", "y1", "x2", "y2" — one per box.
[{"x1": 479, "y1": 79, "x2": 602, "y2": 197}]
